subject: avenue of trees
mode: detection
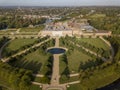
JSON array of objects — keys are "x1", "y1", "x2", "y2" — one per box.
[
  {"x1": 3, "y1": 36, "x2": 50, "y2": 57},
  {"x1": 60, "y1": 36, "x2": 120, "y2": 89},
  {"x1": 0, "y1": 36, "x2": 55, "y2": 87},
  {"x1": 60, "y1": 36, "x2": 110, "y2": 59},
  {"x1": 78, "y1": 37, "x2": 120, "y2": 90},
  {"x1": 0, "y1": 61, "x2": 33, "y2": 90}
]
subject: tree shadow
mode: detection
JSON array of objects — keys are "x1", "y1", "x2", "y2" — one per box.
[
  {"x1": 8, "y1": 57, "x2": 42, "y2": 74},
  {"x1": 61, "y1": 66, "x2": 70, "y2": 79},
  {"x1": 78, "y1": 58, "x2": 103, "y2": 71}
]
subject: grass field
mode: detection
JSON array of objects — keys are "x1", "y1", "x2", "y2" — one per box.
[
  {"x1": 60, "y1": 50, "x2": 92, "y2": 74},
  {"x1": 9, "y1": 48, "x2": 50, "y2": 74},
  {"x1": 77, "y1": 38, "x2": 109, "y2": 50},
  {"x1": 34, "y1": 77, "x2": 50, "y2": 84},
  {"x1": 2, "y1": 38, "x2": 38, "y2": 57},
  {"x1": 89, "y1": 14, "x2": 106, "y2": 18},
  {"x1": 0, "y1": 38, "x2": 2, "y2": 41},
  {"x1": 79, "y1": 65, "x2": 120, "y2": 90},
  {"x1": 0, "y1": 29, "x2": 17, "y2": 34},
  {"x1": 0, "y1": 78, "x2": 11, "y2": 90},
  {"x1": 60, "y1": 76, "x2": 80, "y2": 84},
  {"x1": 20, "y1": 25, "x2": 45, "y2": 32},
  {"x1": 67, "y1": 84, "x2": 82, "y2": 90},
  {"x1": 0, "y1": 78, "x2": 41, "y2": 90},
  {"x1": 30, "y1": 85, "x2": 41, "y2": 90}
]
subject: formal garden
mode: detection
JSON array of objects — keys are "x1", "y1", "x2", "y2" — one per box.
[
  {"x1": 0, "y1": 35, "x2": 120, "y2": 90},
  {"x1": 0, "y1": 36, "x2": 55, "y2": 90},
  {"x1": 58, "y1": 36, "x2": 120, "y2": 90}
]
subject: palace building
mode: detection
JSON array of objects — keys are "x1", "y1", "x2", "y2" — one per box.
[{"x1": 41, "y1": 20, "x2": 111, "y2": 37}]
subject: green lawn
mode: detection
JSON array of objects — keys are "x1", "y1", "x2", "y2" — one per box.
[
  {"x1": 79, "y1": 65, "x2": 120, "y2": 90},
  {"x1": 0, "y1": 78, "x2": 11, "y2": 90},
  {"x1": 89, "y1": 14, "x2": 106, "y2": 18},
  {"x1": 60, "y1": 76, "x2": 80, "y2": 84},
  {"x1": 60, "y1": 50, "x2": 92, "y2": 74},
  {"x1": 9, "y1": 48, "x2": 50, "y2": 74},
  {"x1": 2, "y1": 38, "x2": 38, "y2": 57},
  {"x1": 0, "y1": 78, "x2": 41, "y2": 90},
  {"x1": 20, "y1": 25, "x2": 45, "y2": 32},
  {"x1": 0, "y1": 29, "x2": 17, "y2": 34},
  {"x1": 77, "y1": 38, "x2": 109, "y2": 50},
  {"x1": 34, "y1": 77, "x2": 50, "y2": 84},
  {"x1": 30, "y1": 85, "x2": 41, "y2": 90},
  {"x1": 67, "y1": 65, "x2": 120, "y2": 90},
  {"x1": 0, "y1": 38, "x2": 2, "y2": 41},
  {"x1": 67, "y1": 84, "x2": 82, "y2": 90}
]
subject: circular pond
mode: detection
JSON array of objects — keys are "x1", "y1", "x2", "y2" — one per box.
[{"x1": 47, "y1": 48, "x2": 66, "y2": 54}]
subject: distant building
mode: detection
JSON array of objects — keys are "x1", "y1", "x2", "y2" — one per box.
[{"x1": 41, "y1": 20, "x2": 111, "y2": 37}]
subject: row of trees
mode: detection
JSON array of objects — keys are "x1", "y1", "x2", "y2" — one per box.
[
  {"x1": 0, "y1": 61, "x2": 33, "y2": 90},
  {"x1": 3, "y1": 36, "x2": 50, "y2": 58},
  {"x1": 108, "y1": 37, "x2": 120, "y2": 61},
  {"x1": 60, "y1": 36, "x2": 104, "y2": 70},
  {"x1": 65, "y1": 36, "x2": 110, "y2": 59},
  {"x1": 8, "y1": 39, "x2": 55, "y2": 83},
  {"x1": 88, "y1": 14, "x2": 120, "y2": 34},
  {"x1": 0, "y1": 16, "x2": 46, "y2": 29},
  {"x1": 60, "y1": 36, "x2": 120, "y2": 89},
  {"x1": 76, "y1": 37, "x2": 120, "y2": 89},
  {"x1": 0, "y1": 37, "x2": 10, "y2": 48}
]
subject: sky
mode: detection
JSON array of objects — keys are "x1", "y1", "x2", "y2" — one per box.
[{"x1": 0, "y1": 0, "x2": 120, "y2": 6}]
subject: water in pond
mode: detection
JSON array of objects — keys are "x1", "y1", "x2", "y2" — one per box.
[{"x1": 47, "y1": 48, "x2": 66, "y2": 54}]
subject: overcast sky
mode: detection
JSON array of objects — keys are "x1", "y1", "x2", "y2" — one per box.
[{"x1": 0, "y1": 0, "x2": 120, "y2": 6}]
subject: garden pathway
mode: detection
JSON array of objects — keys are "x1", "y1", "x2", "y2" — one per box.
[
  {"x1": 51, "y1": 37, "x2": 60, "y2": 85},
  {"x1": 1, "y1": 38, "x2": 51, "y2": 62},
  {"x1": 70, "y1": 41, "x2": 107, "y2": 61},
  {"x1": 100, "y1": 36, "x2": 114, "y2": 60},
  {"x1": 41, "y1": 37, "x2": 67, "y2": 90}
]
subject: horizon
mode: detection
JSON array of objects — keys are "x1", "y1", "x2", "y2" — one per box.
[{"x1": 0, "y1": 0, "x2": 120, "y2": 6}]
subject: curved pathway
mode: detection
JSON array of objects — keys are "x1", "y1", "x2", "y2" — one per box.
[
  {"x1": 0, "y1": 38, "x2": 14, "y2": 59},
  {"x1": 99, "y1": 36, "x2": 114, "y2": 60}
]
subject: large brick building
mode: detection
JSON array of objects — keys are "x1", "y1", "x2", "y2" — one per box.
[{"x1": 41, "y1": 21, "x2": 111, "y2": 37}]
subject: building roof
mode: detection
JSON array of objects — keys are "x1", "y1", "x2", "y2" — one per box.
[
  {"x1": 95, "y1": 30, "x2": 110, "y2": 33},
  {"x1": 80, "y1": 25, "x2": 94, "y2": 31}
]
